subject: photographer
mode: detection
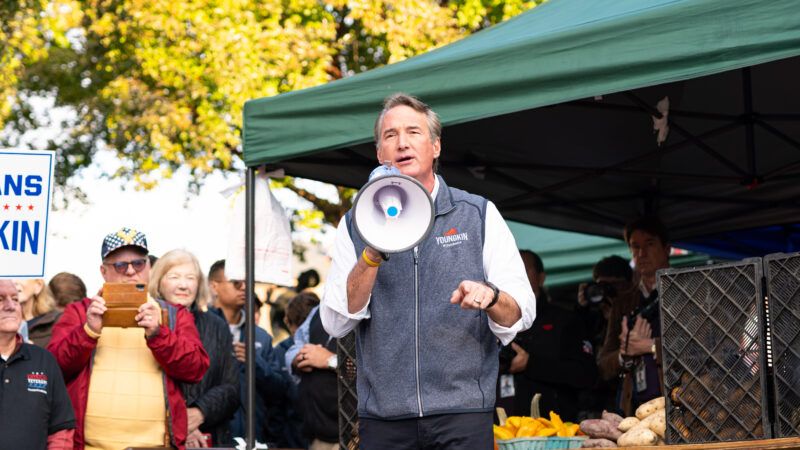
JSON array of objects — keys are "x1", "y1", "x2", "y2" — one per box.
[
  {"x1": 576, "y1": 255, "x2": 633, "y2": 416},
  {"x1": 577, "y1": 256, "x2": 633, "y2": 358},
  {"x1": 597, "y1": 217, "x2": 670, "y2": 416}
]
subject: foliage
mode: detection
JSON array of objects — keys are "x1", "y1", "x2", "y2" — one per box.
[{"x1": 1, "y1": 0, "x2": 545, "y2": 224}]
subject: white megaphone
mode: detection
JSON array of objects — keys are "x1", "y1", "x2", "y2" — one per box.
[{"x1": 351, "y1": 164, "x2": 435, "y2": 253}]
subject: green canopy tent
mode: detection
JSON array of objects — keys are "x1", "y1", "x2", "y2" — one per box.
[{"x1": 243, "y1": 0, "x2": 800, "y2": 241}]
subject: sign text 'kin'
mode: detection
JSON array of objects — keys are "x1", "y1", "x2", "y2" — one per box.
[{"x1": 0, "y1": 150, "x2": 54, "y2": 278}]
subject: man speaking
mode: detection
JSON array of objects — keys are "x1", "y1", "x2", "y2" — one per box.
[{"x1": 321, "y1": 93, "x2": 535, "y2": 448}]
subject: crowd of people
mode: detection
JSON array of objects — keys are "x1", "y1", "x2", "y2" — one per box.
[
  {"x1": 1, "y1": 225, "x2": 331, "y2": 450},
  {"x1": 0, "y1": 93, "x2": 671, "y2": 450}
]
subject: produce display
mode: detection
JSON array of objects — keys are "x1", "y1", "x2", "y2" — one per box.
[
  {"x1": 494, "y1": 396, "x2": 587, "y2": 450},
  {"x1": 494, "y1": 411, "x2": 582, "y2": 440},
  {"x1": 578, "y1": 397, "x2": 666, "y2": 448}
]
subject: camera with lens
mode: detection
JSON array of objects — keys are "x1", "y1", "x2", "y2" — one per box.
[
  {"x1": 626, "y1": 292, "x2": 660, "y2": 329},
  {"x1": 583, "y1": 281, "x2": 615, "y2": 304}
]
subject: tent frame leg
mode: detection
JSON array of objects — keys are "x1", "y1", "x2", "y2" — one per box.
[{"x1": 245, "y1": 167, "x2": 256, "y2": 450}]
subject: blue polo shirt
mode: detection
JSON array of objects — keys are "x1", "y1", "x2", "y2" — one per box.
[{"x1": 0, "y1": 338, "x2": 75, "y2": 450}]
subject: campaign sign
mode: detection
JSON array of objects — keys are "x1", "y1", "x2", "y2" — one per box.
[{"x1": 0, "y1": 149, "x2": 54, "y2": 278}]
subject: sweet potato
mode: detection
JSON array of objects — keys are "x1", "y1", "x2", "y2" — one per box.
[
  {"x1": 581, "y1": 438, "x2": 618, "y2": 448},
  {"x1": 635, "y1": 396, "x2": 665, "y2": 420},
  {"x1": 601, "y1": 411, "x2": 624, "y2": 428},
  {"x1": 617, "y1": 417, "x2": 640, "y2": 432},
  {"x1": 617, "y1": 427, "x2": 659, "y2": 447},
  {"x1": 643, "y1": 410, "x2": 666, "y2": 439},
  {"x1": 579, "y1": 419, "x2": 621, "y2": 441}
]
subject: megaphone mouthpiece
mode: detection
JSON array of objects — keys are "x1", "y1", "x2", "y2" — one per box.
[{"x1": 376, "y1": 185, "x2": 403, "y2": 220}]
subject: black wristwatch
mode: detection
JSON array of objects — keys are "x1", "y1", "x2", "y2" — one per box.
[{"x1": 483, "y1": 281, "x2": 500, "y2": 309}]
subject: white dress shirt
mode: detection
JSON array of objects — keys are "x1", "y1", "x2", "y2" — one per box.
[{"x1": 321, "y1": 177, "x2": 536, "y2": 345}]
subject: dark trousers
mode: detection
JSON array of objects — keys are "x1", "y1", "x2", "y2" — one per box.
[{"x1": 359, "y1": 411, "x2": 493, "y2": 450}]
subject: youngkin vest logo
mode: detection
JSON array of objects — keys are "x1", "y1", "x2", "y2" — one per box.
[
  {"x1": 435, "y1": 227, "x2": 469, "y2": 248},
  {"x1": 27, "y1": 371, "x2": 48, "y2": 394}
]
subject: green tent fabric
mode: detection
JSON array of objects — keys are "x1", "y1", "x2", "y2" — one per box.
[
  {"x1": 243, "y1": 0, "x2": 800, "y2": 241},
  {"x1": 244, "y1": 0, "x2": 799, "y2": 164}
]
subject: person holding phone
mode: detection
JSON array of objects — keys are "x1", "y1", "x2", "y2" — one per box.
[{"x1": 47, "y1": 227, "x2": 209, "y2": 450}]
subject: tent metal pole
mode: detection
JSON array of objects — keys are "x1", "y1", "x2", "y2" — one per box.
[
  {"x1": 497, "y1": 121, "x2": 742, "y2": 209},
  {"x1": 755, "y1": 119, "x2": 800, "y2": 153},
  {"x1": 742, "y1": 67, "x2": 757, "y2": 178},
  {"x1": 245, "y1": 167, "x2": 256, "y2": 450},
  {"x1": 569, "y1": 99, "x2": 739, "y2": 122}
]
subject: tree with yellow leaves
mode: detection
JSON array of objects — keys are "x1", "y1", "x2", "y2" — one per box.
[{"x1": 1, "y1": 0, "x2": 544, "y2": 222}]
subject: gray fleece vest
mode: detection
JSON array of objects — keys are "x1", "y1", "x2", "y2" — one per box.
[{"x1": 346, "y1": 175, "x2": 499, "y2": 419}]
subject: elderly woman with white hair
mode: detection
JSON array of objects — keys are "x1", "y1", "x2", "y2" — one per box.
[{"x1": 150, "y1": 249, "x2": 240, "y2": 448}]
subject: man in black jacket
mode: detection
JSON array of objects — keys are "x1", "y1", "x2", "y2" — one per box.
[{"x1": 498, "y1": 250, "x2": 598, "y2": 421}]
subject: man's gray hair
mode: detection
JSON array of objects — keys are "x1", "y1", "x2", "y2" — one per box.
[{"x1": 374, "y1": 92, "x2": 442, "y2": 147}]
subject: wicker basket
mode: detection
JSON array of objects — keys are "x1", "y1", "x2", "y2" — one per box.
[{"x1": 497, "y1": 437, "x2": 587, "y2": 450}]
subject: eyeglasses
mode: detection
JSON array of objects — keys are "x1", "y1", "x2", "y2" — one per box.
[
  {"x1": 229, "y1": 279, "x2": 245, "y2": 290},
  {"x1": 105, "y1": 258, "x2": 148, "y2": 275}
]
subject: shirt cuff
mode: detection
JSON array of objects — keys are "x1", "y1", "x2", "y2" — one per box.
[
  {"x1": 325, "y1": 296, "x2": 371, "y2": 320},
  {"x1": 488, "y1": 316, "x2": 525, "y2": 346}
]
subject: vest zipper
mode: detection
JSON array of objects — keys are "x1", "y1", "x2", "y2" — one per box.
[{"x1": 413, "y1": 246, "x2": 423, "y2": 417}]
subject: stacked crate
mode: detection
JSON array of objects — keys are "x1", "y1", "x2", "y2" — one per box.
[
  {"x1": 764, "y1": 252, "x2": 800, "y2": 438},
  {"x1": 658, "y1": 259, "x2": 771, "y2": 444}
]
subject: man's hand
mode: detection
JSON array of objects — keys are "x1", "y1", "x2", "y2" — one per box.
[
  {"x1": 186, "y1": 428, "x2": 208, "y2": 448},
  {"x1": 296, "y1": 344, "x2": 335, "y2": 372},
  {"x1": 450, "y1": 280, "x2": 495, "y2": 310},
  {"x1": 186, "y1": 407, "x2": 205, "y2": 434},
  {"x1": 135, "y1": 301, "x2": 160, "y2": 338},
  {"x1": 508, "y1": 342, "x2": 529, "y2": 374},
  {"x1": 619, "y1": 315, "x2": 654, "y2": 357},
  {"x1": 233, "y1": 342, "x2": 247, "y2": 363},
  {"x1": 86, "y1": 296, "x2": 107, "y2": 334}
]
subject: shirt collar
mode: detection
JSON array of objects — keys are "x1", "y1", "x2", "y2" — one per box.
[
  {"x1": 1, "y1": 334, "x2": 25, "y2": 362},
  {"x1": 639, "y1": 278, "x2": 658, "y2": 298},
  {"x1": 430, "y1": 176, "x2": 439, "y2": 201}
]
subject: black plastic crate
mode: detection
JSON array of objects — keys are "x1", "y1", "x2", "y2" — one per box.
[
  {"x1": 764, "y1": 252, "x2": 800, "y2": 438},
  {"x1": 337, "y1": 332, "x2": 359, "y2": 449},
  {"x1": 658, "y1": 259, "x2": 771, "y2": 444}
]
